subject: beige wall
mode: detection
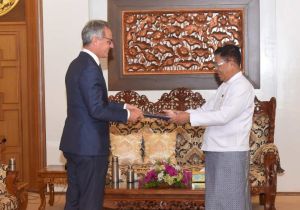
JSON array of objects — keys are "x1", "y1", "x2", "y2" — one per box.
[
  {"x1": 275, "y1": 0, "x2": 300, "y2": 192},
  {"x1": 43, "y1": 0, "x2": 300, "y2": 191},
  {"x1": 43, "y1": 0, "x2": 89, "y2": 164}
]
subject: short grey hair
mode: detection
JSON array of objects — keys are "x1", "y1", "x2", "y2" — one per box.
[{"x1": 81, "y1": 20, "x2": 110, "y2": 46}]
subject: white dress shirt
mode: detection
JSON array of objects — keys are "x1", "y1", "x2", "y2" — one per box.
[
  {"x1": 82, "y1": 48, "x2": 100, "y2": 65},
  {"x1": 188, "y1": 72, "x2": 254, "y2": 151}
]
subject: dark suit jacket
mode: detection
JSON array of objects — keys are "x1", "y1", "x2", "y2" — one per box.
[{"x1": 60, "y1": 52, "x2": 127, "y2": 156}]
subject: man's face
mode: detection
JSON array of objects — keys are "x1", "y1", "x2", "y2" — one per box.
[
  {"x1": 94, "y1": 27, "x2": 114, "y2": 58},
  {"x1": 214, "y1": 55, "x2": 230, "y2": 82}
]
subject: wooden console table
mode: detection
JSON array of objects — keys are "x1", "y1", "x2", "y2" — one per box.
[
  {"x1": 38, "y1": 165, "x2": 67, "y2": 210},
  {"x1": 37, "y1": 165, "x2": 205, "y2": 210}
]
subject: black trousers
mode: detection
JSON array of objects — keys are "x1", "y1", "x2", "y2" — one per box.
[{"x1": 63, "y1": 152, "x2": 108, "y2": 210}]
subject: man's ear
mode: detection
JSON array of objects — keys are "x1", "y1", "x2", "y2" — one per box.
[
  {"x1": 229, "y1": 60, "x2": 239, "y2": 69},
  {"x1": 90, "y1": 36, "x2": 98, "y2": 46}
]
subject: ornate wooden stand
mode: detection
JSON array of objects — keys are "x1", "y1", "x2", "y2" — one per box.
[{"x1": 38, "y1": 165, "x2": 67, "y2": 210}]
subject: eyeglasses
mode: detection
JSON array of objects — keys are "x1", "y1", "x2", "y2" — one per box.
[
  {"x1": 101, "y1": 37, "x2": 113, "y2": 45},
  {"x1": 213, "y1": 60, "x2": 226, "y2": 68}
]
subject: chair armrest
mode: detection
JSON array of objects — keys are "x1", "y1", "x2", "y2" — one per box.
[
  {"x1": 5, "y1": 170, "x2": 18, "y2": 195},
  {"x1": 16, "y1": 182, "x2": 28, "y2": 210},
  {"x1": 5, "y1": 171, "x2": 28, "y2": 210},
  {"x1": 17, "y1": 182, "x2": 28, "y2": 192},
  {"x1": 252, "y1": 143, "x2": 284, "y2": 173}
]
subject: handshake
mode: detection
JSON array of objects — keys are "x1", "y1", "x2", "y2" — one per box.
[{"x1": 126, "y1": 104, "x2": 190, "y2": 124}]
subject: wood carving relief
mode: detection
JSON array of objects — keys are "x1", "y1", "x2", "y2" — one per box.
[
  {"x1": 108, "y1": 0, "x2": 260, "y2": 90},
  {"x1": 115, "y1": 200, "x2": 205, "y2": 210},
  {"x1": 109, "y1": 88, "x2": 206, "y2": 113},
  {"x1": 123, "y1": 9, "x2": 244, "y2": 75}
]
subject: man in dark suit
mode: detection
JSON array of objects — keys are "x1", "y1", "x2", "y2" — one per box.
[{"x1": 60, "y1": 20, "x2": 143, "y2": 210}]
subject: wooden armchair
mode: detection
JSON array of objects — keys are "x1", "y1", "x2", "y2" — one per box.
[
  {"x1": 0, "y1": 139, "x2": 28, "y2": 210},
  {"x1": 249, "y1": 97, "x2": 284, "y2": 210}
]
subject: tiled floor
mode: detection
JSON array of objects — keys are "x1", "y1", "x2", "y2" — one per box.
[{"x1": 27, "y1": 193, "x2": 300, "y2": 210}]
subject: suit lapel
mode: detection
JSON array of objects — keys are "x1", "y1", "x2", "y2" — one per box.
[{"x1": 98, "y1": 64, "x2": 108, "y2": 100}]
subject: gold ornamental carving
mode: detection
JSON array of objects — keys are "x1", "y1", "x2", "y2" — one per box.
[
  {"x1": 0, "y1": 0, "x2": 19, "y2": 16},
  {"x1": 122, "y1": 9, "x2": 244, "y2": 75}
]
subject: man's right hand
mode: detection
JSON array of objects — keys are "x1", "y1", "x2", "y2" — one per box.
[{"x1": 128, "y1": 107, "x2": 143, "y2": 123}]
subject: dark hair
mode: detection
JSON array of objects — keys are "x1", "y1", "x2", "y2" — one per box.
[
  {"x1": 214, "y1": 44, "x2": 241, "y2": 66},
  {"x1": 81, "y1": 20, "x2": 110, "y2": 46}
]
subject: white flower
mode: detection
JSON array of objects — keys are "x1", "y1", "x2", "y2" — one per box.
[
  {"x1": 164, "y1": 174, "x2": 175, "y2": 185},
  {"x1": 175, "y1": 165, "x2": 181, "y2": 170},
  {"x1": 158, "y1": 171, "x2": 164, "y2": 181},
  {"x1": 176, "y1": 173, "x2": 183, "y2": 181}
]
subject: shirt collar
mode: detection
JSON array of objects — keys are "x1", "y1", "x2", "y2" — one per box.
[
  {"x1": 225, "y1": 71, "x2": 242, "y2": 84},
  {"x1": 82, "y1": 48, "x2": 100, "y2": 66}
]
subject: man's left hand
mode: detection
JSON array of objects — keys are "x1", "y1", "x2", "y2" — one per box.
[{"x1": 163, "y1": 110, "x2": 190, "y2": 125}]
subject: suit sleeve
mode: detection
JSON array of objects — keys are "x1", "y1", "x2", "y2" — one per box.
[
  {"x1": 78, "y1": 66, "x2": 127, "y2": 122},
  {"x1": 108, "y1": 101, "x2": 125, "y2": 110}
]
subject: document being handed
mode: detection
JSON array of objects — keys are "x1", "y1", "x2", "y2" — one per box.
[{"x1": 143, "y1": 112, "x2": 170, "y2": 120}]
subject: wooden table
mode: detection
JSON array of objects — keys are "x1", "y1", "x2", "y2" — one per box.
[
  {"x1": 38, "y1": 165, "x2": 67, "y2": 210},
  {"x1": 104, "y1": 182, "x2": 205, "y2": 210},
  {"x1": 38, "y1": 165, "x2": 205, "y2": 210}
]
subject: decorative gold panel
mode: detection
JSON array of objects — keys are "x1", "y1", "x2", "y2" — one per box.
[
  {"x1": 123, "y1": 9, "x2": 244, "y2": 75},
  {"x1": 0, "y1": 0, "x2": 19, "y2": 17}
]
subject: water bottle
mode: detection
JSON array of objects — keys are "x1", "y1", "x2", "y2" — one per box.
[
  {"x1": 112, "y1": 156, "x2": 119, "y2": 183},
  {"x1": 8, "y1": 158, "x2": 16, "y2": 171},
  {"x1": 127, "y1": 165, "x2": 135, "y2": 183}
]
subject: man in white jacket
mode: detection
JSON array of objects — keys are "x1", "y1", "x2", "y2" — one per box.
[{"x1": 165, "y1": 44, "x2": 254, "y2": 210}]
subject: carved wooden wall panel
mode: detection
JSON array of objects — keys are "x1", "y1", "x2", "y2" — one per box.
[
  {"x1": 0, "y1": 67, "x2": 19, "y2": 102},
  {"x1": 0, "y1": 111, "x2": 21, "y2": 166},
  {"x1": 0, "y1": 33, "x2": 19, "y2": 103},
  {"x1": 0, "y1": 25, "x2": 26, "y2": 178},
  {"x1": 108, "y1": 0, "x2": 260, "y2": 90},
  {"x1": 0, "y1": 0, "x2": 44, "y2": 190},
  {"x1": 0, "y1": 94, "x2": 3, "y2": 121},
  {"x1": 123, "y1": 9, "x2": 244, "y2": 75}
]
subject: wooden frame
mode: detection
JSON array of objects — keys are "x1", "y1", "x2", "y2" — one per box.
[
  {"x1": 108, "y1": 0, "x2": 260, "y2": 90},
  {"x1": 25, "y1": 0, "x2": 46, "y2": 189}
]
